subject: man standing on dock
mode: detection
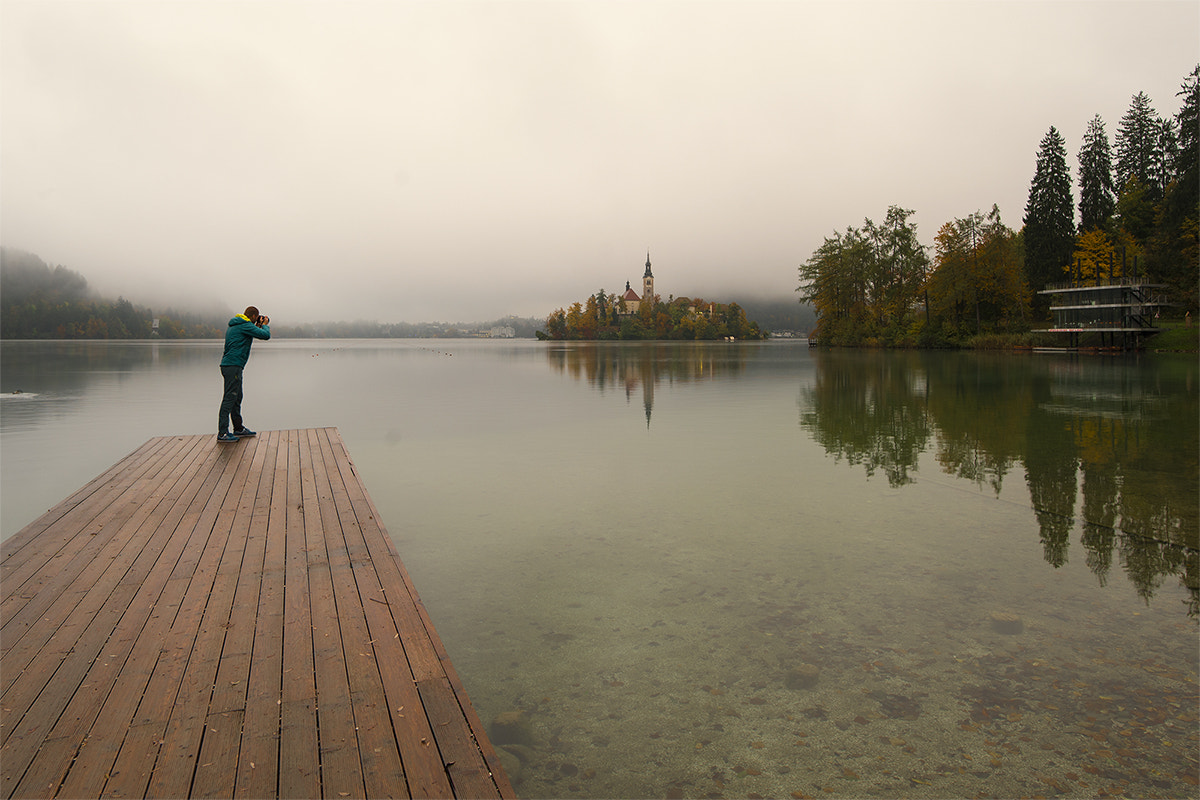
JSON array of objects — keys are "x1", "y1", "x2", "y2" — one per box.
[{"x1": 217, "y1": 306, "x2": 270, "y2": 443}]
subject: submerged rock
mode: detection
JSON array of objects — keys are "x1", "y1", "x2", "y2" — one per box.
[
  {"x1": 784, "y1": 663, "x2": 820, "y2": 690},
  {"x1": 989, "y1": 611, "x2": 1024, "y2": 635},
  {"x1": 496, "y1": 747, "x2": 523, "y2": 785},
  {"x1": 868, "y1": 690, "x2": 922, "y2": 720},
  {"x1": 490, "y1": 709, "x2": 535, "y2": 746}
]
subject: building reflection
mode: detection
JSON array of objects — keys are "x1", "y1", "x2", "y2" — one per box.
[{"x1": 801, "y1": 349, "x2": 1199, "y2": 617}]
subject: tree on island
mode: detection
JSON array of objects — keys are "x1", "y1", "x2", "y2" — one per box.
[{"x1": 538, "y1": 293, "x2": 766, "y2": 341}]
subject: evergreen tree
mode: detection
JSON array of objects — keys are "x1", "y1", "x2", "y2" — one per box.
[
  {"x1": 1154, "y1": 116, "x2": 1180, "y2": 195},
  {"x1": 1171, "y1": 66, "x2": 1199, "y2": 200},
  {"x1": 1115, "y1": 91, "x2": 1164, "y2": 196},
  {"x1": 1149, "y1": 65, "x2": 1200, "y2": 311},
  {"x1": 1077, "y1": 115, "x2": 1115, "y2": 233},
  {"x1": 1023, "y1": 126, "x2": 1076, "y2": 300}
]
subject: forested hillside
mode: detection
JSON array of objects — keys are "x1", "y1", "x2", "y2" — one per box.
[{"x1": 0, "y1": 248, "x2": 224, "y2": 339}]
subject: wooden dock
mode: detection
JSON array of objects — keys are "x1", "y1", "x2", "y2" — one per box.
[{"x1": 1, "y1": 428, "x2": 515, "y2": 799}]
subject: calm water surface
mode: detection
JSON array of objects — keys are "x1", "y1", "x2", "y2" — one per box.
[{"x1": 2, "y1": 339, "x2": 1196, "y2": 798}]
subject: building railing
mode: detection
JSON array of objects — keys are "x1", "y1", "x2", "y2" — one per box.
[
  {"x1": 1040, "y1": 277, "x2": 1166, "y2": 292},
  {"x1": 1047, "y1": 321, "x2": 1161, "y2": 331}
]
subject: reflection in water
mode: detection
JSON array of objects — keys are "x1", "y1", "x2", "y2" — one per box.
[
  {"x1": 802, "y1": 349, "x2": 1199, "y2": 616},
  {"x1": 798, "y1": 350, "x2": 932, "y2": 488},
  {"x1": 544, "y1": 341, "x2": 750, "y2": 428}
]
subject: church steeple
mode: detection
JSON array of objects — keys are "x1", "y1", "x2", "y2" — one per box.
[{"x1": 642, "y1": 251, "x2": 654, "y2": 303}]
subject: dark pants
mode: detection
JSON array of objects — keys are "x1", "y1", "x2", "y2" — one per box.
[{"x1": 219, "y1": 365, "x2": 244, "y2": 433}]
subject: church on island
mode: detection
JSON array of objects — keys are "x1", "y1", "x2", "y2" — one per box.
[
  {"x1": 539, "y1": 250, "x2": 765, "y2": 340},
  {"x1": 617, "y1": 253, "x2": 655, "y2": 315}
]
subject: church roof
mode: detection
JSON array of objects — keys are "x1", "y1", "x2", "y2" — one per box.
[{"x1": 622, "y1": 287, "x2": 641, "y2": 301}]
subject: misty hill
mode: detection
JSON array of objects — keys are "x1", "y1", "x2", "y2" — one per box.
[
  {"x1": 730, "y1": 297, "x2": 817, "y2": 334},
  {"x1": 279, "y1": 316, "x2": 546, "y2": 339},
  {"x1": 1, "y1": 248, "x2": 91, "y2": 305},
  {"x1": 1, "y1": 247, "x2": 541, "y2": 339},
  {"x1": 1, "y1": 247, "x2": 224, "y2": 339}
]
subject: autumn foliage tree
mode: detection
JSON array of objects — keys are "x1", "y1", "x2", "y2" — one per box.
[
  {"x1": 1071, "y1": 229, "x2": 1115, "y2": 284},
  {"x1": 926, "y1": 206, "x2": 1027, "y2": 336}
]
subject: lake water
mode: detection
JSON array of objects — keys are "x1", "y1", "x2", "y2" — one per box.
[{"x1": 2, "y1": 339, "x2": 1196, "y2": 798}]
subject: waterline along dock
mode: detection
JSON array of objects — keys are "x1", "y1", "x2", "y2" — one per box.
[{"x1": 1, "y1": 428, "x2": 515, "y2": 799}]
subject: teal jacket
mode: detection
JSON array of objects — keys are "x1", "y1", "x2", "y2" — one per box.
[{"x1": 220, "y1": 314, "x2": 271, "y2": 367}]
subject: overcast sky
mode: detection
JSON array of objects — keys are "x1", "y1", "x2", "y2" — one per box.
[{"x1": 2, "y1": 1, "x2": 1196, "y2": 323}]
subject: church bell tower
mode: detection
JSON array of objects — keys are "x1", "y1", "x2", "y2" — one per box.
[{"x1": 643, "y1": 251, "x2": 654, "y2": 304}]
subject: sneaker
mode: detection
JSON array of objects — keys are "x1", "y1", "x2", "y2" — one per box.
[
  {"x1": 217, "y1": 432, "x2": 239, "y2": 443},
  {"x1": 233, "y1": 427, "x2": 256, "y2": 437}
]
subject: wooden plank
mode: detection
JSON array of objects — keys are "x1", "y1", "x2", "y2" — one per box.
[
  {"x1": 142, "y1": 435, "x2": 265, "y2": 798},
  {"x1": 0, "y1": 434, "x2": 183, "y2": 606},
  {"x1": 1, "y1": 436, "x2": 214, "y2": 791},
  {"x1": 417, "y1": 677, "x2": 505, "y2": 799},
  {"x1": 8, "y1": 434, "x2": 223, "y2": 799},
  {"x1": 278, "y1": 429, "x2": 321, "y2": 800},
  {"x1": 314, "y1": 431, "x2": 417, "y2": 800},
  {"x1": 192, "y1": 431, "x2": 278, "y2": 798},
  {"x1": 234, "y1": 430, "x2": 288, "y2": 800},
  {"x1": 304, "y1": 428, "x2": 367, "y2": 799},
  {"x1": 0, "y1": 434, "x2": 201, "y2": 665},
  {"x1": 0, "y1": 429, "x2": 513, "y2": 800},
  {"x1": 100, "y1": 438, "x2": 257, "y2": 799}
]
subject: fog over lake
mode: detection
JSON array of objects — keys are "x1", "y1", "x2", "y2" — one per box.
[{"x1": 2, "y1": 2, "x2": 1196, "y2": 322}]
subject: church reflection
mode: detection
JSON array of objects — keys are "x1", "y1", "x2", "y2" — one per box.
[
  {"x1": 544, "y1": 341, "x2": 749, "y2": 428},
  {"x1": 801, "y1": 349, "x2": 1199, "y2": 616}
]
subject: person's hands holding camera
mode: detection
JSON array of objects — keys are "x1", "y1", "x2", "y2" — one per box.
[{"x1": 256, "y1": 314, "x2": 269, "y2": 328}]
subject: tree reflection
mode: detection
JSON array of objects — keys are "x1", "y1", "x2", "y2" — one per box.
[
  {"x1": 801, "y1": 349, "x2": 1199, "y2": 615},
  {"x1": 1024, "y1": 367, "x2": 1079, "y2": 568},
  {"x1": 925, "y1": 353, "x2": 1029, "y2": 495},
  {"x1": 799, "y1": 350, "x2": 931, "y2": 487}
]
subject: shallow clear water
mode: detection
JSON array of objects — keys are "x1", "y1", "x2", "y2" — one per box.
[{"x1": 2, "y1": 339, "x2": 1196, "y2": 798}]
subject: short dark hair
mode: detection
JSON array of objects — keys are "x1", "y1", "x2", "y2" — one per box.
[{"x1": 244, "y1": 306, "x2": 259, "y2": 318}]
